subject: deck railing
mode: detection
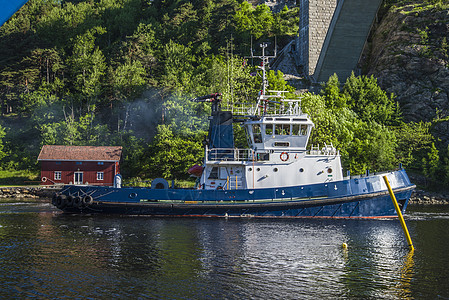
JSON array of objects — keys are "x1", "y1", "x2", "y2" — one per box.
[
  {"x1": 207, "y1": 147, "x2": 253, "y2": 162},
  {"x1": 231, "y1": 97, "x2": 303, "y2": 117},
  {"x1": 206, "y1": 145, "x2": 339, "y2": 162},
  {"x1": 308, "y1": 144, "x2": 339, "y2": 156}
]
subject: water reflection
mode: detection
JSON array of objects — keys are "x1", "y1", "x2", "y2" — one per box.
[
  {"x1": 0, "y1": 203, "x2": 448, "y2": 299},
  {"x1": 396, "y1": 250, "x2": 414, "y2": 299}
]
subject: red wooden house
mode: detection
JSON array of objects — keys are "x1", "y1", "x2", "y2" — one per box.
[{"x1": 38, "y1": 145, "x2": 122, "y2": 186}]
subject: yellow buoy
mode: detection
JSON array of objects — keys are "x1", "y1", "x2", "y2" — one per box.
[
  {"x1": 383, "y1": 175, "x2": 414, "y2": 251},
  {"x1": 342, "y1": 243, "x2": 348, "y2": 249}
]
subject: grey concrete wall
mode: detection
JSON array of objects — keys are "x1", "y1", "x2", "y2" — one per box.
[
  {"x1": 297, "y1": 0, "x2": 381, "y2": 83},
  {"x1": 298, "y1": 0, "x2": 338, "y2": 76},
  {"x1": 308, "y1": 0, "x2": 338, "y2": 75},
  {"x1": 314, "y1": 0, "x2": 382, "y2": 82}
]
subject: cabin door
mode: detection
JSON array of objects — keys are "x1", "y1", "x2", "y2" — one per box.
[{"x1": 74, "y1": 172, "x2": 83, "y2": 185}]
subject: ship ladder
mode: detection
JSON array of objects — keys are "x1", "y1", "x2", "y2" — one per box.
[{"x1": 226, "y1": 176, "x2": 243, "y2": 190}]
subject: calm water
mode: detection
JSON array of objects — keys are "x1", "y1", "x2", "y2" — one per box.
[{"x1": 0, "y1": 201, "x2": 448, "y2": 299}]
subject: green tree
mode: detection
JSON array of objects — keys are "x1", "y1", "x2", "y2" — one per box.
[
  {"x1": 69, "y1": 26, "x2": 107, "y2": 112},
  {"x1": 144, "y1": 125, "x2": 203, "y2": 179},
  {"x1": 0, "y1": 125, "x2": 6, "y2": 162},
  {"x1": 113, "y1": 60, "x2": 147, "y2": 100},
  {"x1": 422, "y1": 142, "x2": 439, "y2": 178},
  {"x1": 161, "y1": 41, "x2": 195, "y2": 92},
  {"x1": 395, "y1": 121, "x2": 434, "y2": 170},
  {"x1": 251, "y1": 4, "x2": 274, "y2": 39},
  {"x1": 320, "y1": 73, "x2": 347, "y2": 109},
  {"x1": 273, "y1": 5, "x2": 299, "y2": 36},
  {"x1": 343, "y1": 72, "x2": 400, "y2": 125}
]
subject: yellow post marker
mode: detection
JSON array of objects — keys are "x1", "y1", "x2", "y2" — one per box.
[{"x1": 383, "y1": 175, "x2": 414, "y2": 251}]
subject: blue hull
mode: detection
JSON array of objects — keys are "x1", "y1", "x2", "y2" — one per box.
[{"x1": 53, "y1": 169, "x2": 415, "y2": 218}]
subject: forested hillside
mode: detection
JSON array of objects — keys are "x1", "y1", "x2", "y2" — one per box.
[
  {"x1": 0, "y1": 0, "x2": 448, "y2": 188},
  {"x1": 0, "y1": 0, "x2": 299, "y2": 180}
]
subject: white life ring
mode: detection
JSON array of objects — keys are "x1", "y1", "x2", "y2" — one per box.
[
  {"x1": 41, "y1": 177, "x2": 47, "y2": 182},
  {"x1": 280, "y1": 152, "x2": 289, "y2": 161}
]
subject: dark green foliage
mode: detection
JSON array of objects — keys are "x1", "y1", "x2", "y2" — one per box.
[
  {"x1": 0, "y1": 0, "x2": 299, "y2": 179},
  {"x1": 309, "y1": 73, "x2": 443, "y2": 178},
  {"x1": 0, "y1": 0, "x2": 446, "y2": 187},
  {"x1": 343, "y1": 72, "x2": 401, "y2": 126},
  {"x1": 142, "y1": 125, "x2": 204, "y2": 179}
]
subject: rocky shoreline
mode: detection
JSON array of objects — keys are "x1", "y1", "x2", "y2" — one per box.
[
  {"x1": 409, "y1": 189, "x2": 449, "y2": 205},
  {"x1": 0, "y1": 186, "x2": 61, "y2": 200}
]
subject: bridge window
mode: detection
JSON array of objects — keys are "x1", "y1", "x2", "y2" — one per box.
[
  {"x1": 292, "y1": 124, "x2": 300, "y2": 135},
  {"x1": 208, "y1": 167, "x2": 219, "y2": 179},
  {"x1": 219, "y1": 167, "x2": 228, "y2": 179},
  {"x1": 252, "y1": 124, "x2": 262, "y2": 143},
  {"x1": 293, "y1": 124, "x2": 308, "y2": 136},
  {"x1": 275, "y1": 124, "x2": 290, "y2": 135},
  {"x1": 265, "y1": 124, "x2": 273, "y2": 135},
  {"x1": 256, "y1": 153, "x2": 269, "y2": 161}
]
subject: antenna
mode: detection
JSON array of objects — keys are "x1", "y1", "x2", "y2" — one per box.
[
  {"x1": 250, "y1": 36, "x2": 253, "y2": 54},
  {"x1": 250, "y1": 36, "x2": 254, "y2": 65},
  {"x1": 274, "y1": 36, "x2": 277, "y2": 57}
]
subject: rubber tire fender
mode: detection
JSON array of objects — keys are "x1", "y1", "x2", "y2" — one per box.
[
  {"x1": 52, "y1": 193, "x2": 58, "y2": 206},
  {"x1": 151, "y1": 178, "x2": 169, "y2": 189},
  {"x1": 82, "y1": 195, "x2": 93, "y2": 206},
  {"x1": 66, "y1": 195, "x2": 74, "y2": 207},
  {"x1": 73, "y1": 196, "x2": 82, "y2": 207},
  {"x1": 56, "y1": 194, "x2": 67, "y2": 209}
]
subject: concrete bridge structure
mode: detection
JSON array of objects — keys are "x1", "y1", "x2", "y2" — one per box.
[{"x1": 296, "y1": 0, "x2": 383, "y2": 83}]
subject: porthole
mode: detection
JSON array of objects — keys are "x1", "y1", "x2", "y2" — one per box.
[
  {"x1": 299, "y1": 168, "x2": 304, "y2": 173},
  {"x1": 327, "y1": 168, "x2": 333, "y2": 174},
  {"x1": 273, "y1": 168, "x2": 278, "y2": 172},
  {"x1": 256, "y1": 168, "x2": 261, "y2": 172},
  {"x1": 248, "y1": 168, "x2": 252, "y2": 172}
]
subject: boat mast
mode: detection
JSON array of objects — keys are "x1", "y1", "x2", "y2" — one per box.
[{"x1": 251, "y1": 42, "x2": 276, "y2": 115}]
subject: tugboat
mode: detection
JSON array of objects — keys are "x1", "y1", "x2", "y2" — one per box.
[{"x1": 52, "y1": 43, "x2": 415, "y2": 218}]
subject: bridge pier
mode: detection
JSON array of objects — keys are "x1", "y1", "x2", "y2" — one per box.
[{"x1": 296, "y1": 0, "x2": 382, "y2": 84}]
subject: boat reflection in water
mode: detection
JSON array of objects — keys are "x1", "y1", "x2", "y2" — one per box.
[
  {"x1": 2, "y1": 204, "x2": 448, "y2": 298},
  {"x1": 0, "y1": 205, "x2": 428, "y2": 299}
]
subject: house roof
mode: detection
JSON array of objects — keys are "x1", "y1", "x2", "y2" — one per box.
[{"x1": 38, "y1": 145, "x2": 123, "y2": 162}]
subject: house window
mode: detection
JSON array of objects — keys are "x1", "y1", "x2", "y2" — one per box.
[
  {"x1": 54, "y1": 171, "x2": 61, "y2": 180},
  {"x1": 97, "y1": 172, "x2": 104, "y2": 180},
  {"x1": 74, "y1": 172, "x2": 83, "y2": 185}
]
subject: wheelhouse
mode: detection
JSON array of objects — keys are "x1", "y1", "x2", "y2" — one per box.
[{"x1": 245, "y1": 116, "x2": 314, "y2": 151}]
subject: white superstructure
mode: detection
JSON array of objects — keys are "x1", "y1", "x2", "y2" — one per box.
[{"x1": 198, "y1": 43, "x2": 343, "y2": 190}]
